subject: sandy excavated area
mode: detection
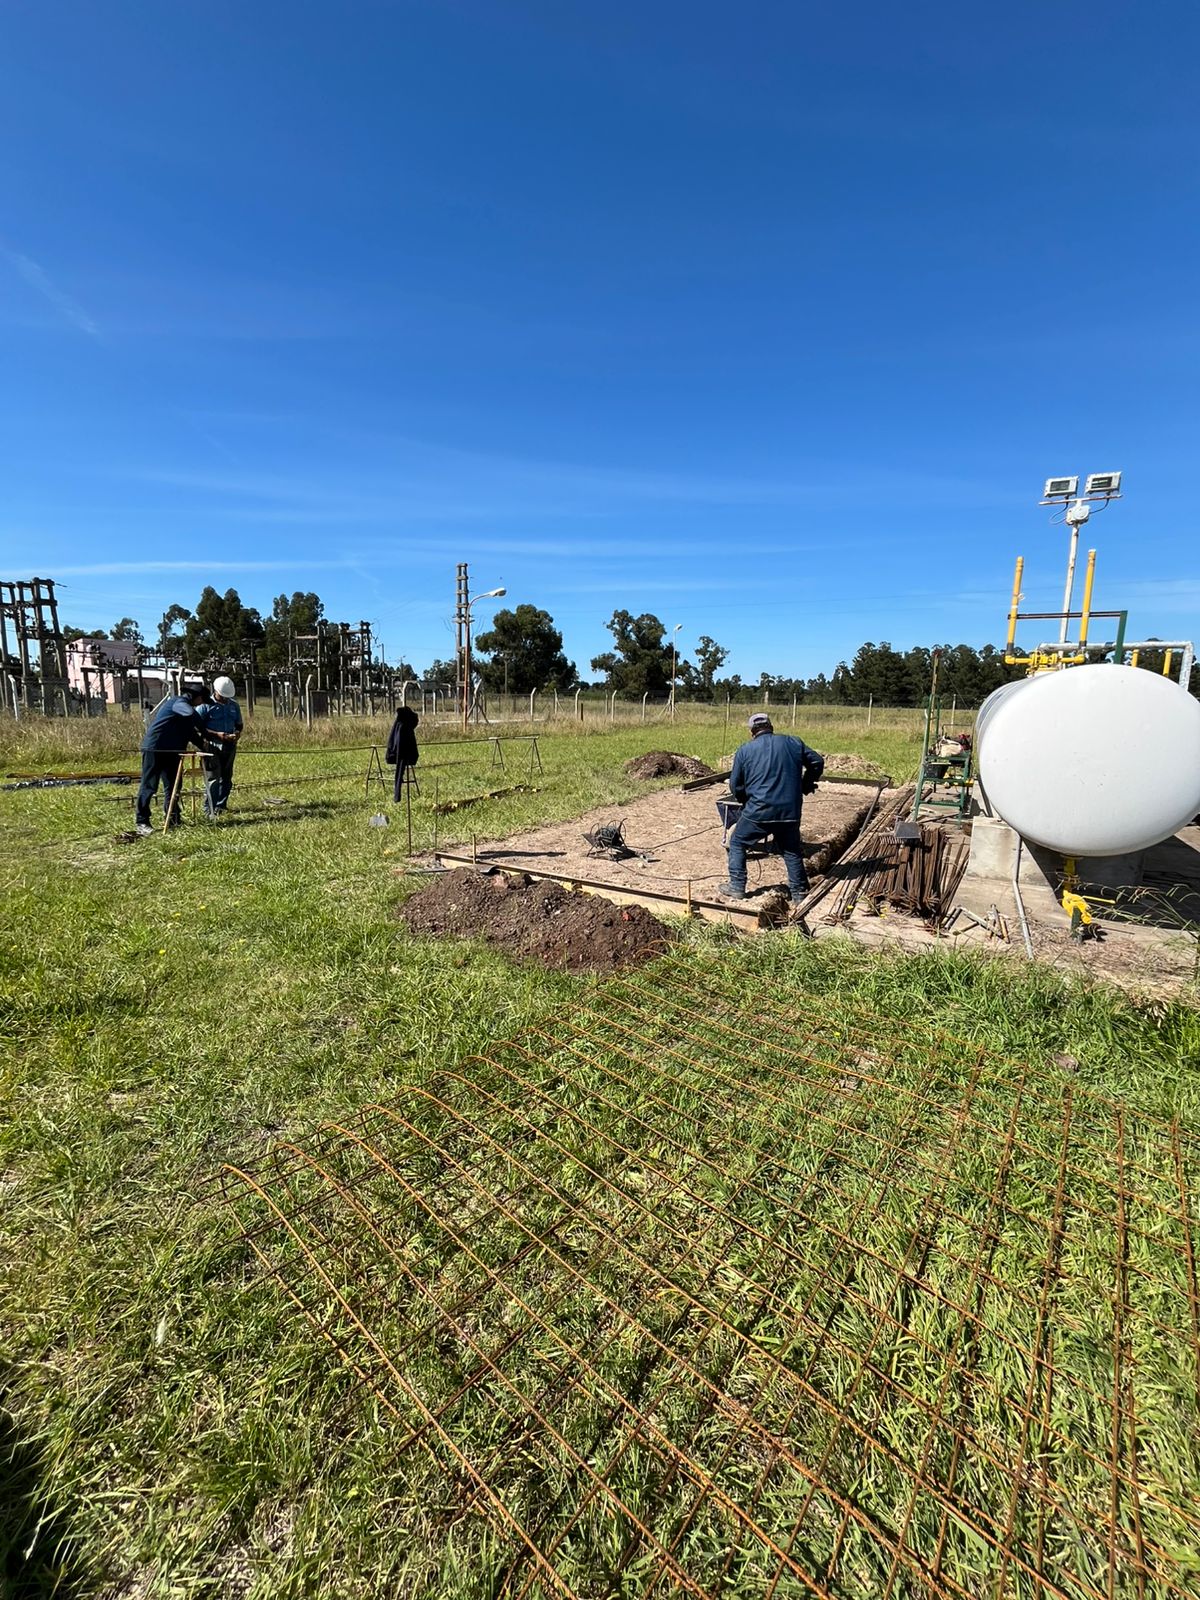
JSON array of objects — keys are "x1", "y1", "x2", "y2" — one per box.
[{"x1": 468, "y1": 779, "x2": 881, "y2": 901}]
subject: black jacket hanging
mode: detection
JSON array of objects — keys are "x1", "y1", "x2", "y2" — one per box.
[{"x1": 385, "y1": 706, "x2": 420, "y2": 801}]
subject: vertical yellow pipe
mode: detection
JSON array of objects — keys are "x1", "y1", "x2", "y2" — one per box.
[
  {"x1": 1131, "y1": 649, "x2": 1140, "y2": 668},
  {"x1": 1077, "y1": 549, "x2": 1096, "y2": 651},
  {"x1": 1163, "y1": 648, "x2": 1174, "y2": 677},
  {"x1": 1006, "y1": 556, "x2": 1024, "y2": 656}
]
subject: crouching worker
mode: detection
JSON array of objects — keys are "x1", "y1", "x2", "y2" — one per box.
[
  {"x1": 136, "y1": 685, "x2": 210, "y2": 835},
  {"x1": 718, "y1": 712, "x2": 824, "y2": 905},
  {"x1": 198, "y1": 675, "x2": 243, "y2": 818}
]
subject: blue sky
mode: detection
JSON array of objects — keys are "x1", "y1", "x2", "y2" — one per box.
[{"x1": 2, "y1": 0, "x2": 1198, "y2": 680}]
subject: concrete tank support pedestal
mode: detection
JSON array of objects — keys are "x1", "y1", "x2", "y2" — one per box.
[{"x1": 960, "y1": 816, "x2": 1146, "y2": 925}]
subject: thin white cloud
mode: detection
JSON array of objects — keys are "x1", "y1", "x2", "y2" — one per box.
[
  {"x1": 123, "y1": 451, "x2": 1016, "y2": 515},
  {"x1": 49, "y1": 559, "x2": 355, "y2": 577},
  {"x1": 2, "y1": 247, "x2": 100, "y2": 338}
]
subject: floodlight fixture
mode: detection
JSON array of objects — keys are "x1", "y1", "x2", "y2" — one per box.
[
  {"x1": 1043, "y1": 475, "x2": 1078, "y2": 499},
  {"x1": 1084, "y1": 471, "x2": 1122, "y2": 498}
]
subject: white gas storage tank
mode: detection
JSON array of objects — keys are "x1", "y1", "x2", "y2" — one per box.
[{"x1": 975, "y1": 664, "x2": 1200, "y2": 857}]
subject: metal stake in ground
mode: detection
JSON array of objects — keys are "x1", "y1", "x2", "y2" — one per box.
[{"x1": 162, "y1": 753, "x2": 187, "y2": 835}]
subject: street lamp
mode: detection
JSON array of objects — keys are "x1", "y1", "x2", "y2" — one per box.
[
  {"x1": 669, "y1": 624, "x2": 682, "y2": 719},
  {"x1": 462, "y1": 586, "x2": 506, "y2": 731}
]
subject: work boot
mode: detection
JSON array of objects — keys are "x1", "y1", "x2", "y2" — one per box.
[
  {"x1": 135, "y1": 822, "x2": 153, "y2": 838},
  {"x1": 716, "y1": 882, "x2": 746, "y2": 901}
]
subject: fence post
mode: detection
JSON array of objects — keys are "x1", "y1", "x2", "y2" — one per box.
[
  {"x1": 867, "y1": 695, "x2": 873, "y2": 729},
  {"x1": 575, "y1": 686, "x2": 583, "y2": 722},
  {"x1": 552, "y1": 687, "x2": 558, "y2": 718},
  {"x1": 724, "y1": 695, "x2": 730, "y2": 736},
  {"x1": 530, "y1": 687, "x2": 537, "y2": 725},
  {"x1": 791, "y1": 694, "x2": 796, "y2": 726},
  {"x1": 609, "y1": 691, "x2": 616, "y2": 723},
  {"x1": 642, "y1": 691, "x2": 649, "y2": 723}
]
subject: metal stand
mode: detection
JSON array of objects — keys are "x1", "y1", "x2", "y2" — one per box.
[{"x1": 912, "y1": 654, "x2": 972, "y2": 821}]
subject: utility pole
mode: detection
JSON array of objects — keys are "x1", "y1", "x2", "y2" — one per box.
[
  {"x1": 456, "y1": 563, "x2": 469, "y2": 731},
  {"x1": 455, "y1": 564, "x2": 506, "y2": 733}
]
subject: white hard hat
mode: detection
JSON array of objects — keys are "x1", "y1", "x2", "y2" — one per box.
[{"x1": 213, "y1": 675, "x2": 236, "y2": 699}]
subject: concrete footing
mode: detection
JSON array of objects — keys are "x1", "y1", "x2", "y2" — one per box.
[{"x1": 958, "y1": 815, "x2": 1149, "y2": 932}]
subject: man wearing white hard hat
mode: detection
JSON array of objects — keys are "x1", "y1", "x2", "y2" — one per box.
[{"x1": 197, "y1": 675, "x2": 243, "y2": 817}]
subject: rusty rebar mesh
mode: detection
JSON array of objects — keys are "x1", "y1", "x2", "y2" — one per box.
[{"x1": 222, "y1": 954, "x2": 1200, "y2": 1599}]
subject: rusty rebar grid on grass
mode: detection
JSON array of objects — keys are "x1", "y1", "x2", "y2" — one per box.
[{"x1": 221, "y1": 955, "x2": 1200, "y2": 1599}]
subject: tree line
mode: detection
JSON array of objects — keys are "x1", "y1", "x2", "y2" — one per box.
[{"x1": 67, "y1": 587, "x2": 1198, "y2": 704}]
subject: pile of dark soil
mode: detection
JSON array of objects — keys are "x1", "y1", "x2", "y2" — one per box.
[
  {"x1": 398, "y1": 867, "x2": 674, "y2": 972},
  {"x1": 625, "y1": 751, "x2": 715, "y2": 781}
]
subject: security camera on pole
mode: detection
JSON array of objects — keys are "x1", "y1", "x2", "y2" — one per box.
[{"x1": 1039, "y1": 473, "x2": 1123, "y2": 646}]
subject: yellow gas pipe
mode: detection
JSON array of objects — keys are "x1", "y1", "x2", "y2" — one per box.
[
  {"x1": 1077, "y1": 549, "x2": 1096, "y2": 651},
  {"x1": 1005, "y1": 556, "x2": 1024, "y2": 661},
  {"x1": 1163, "y1": 648, "x2": 1174, "y2": 677}
]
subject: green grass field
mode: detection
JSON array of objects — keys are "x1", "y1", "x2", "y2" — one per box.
[{"x1": 2, "y1": 711, "x2": 1198, "y2": 1598}]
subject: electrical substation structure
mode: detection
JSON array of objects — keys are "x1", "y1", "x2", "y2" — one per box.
[{"x1": 0, "y1": 577, "x2": 70, "y2": 715}]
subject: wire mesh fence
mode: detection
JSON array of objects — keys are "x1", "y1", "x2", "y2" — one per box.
[{"x1": 221, "y1": 954, "x2": 1200, "y2": 1598}]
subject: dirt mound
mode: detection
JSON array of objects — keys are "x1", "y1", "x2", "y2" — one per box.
[
  {"x1": 625, "y1": 751, "x2": 715, "y2": 781},
  {"x1": 398, "y1": 867, "x2": 674, "y2": 972},
  {"x1": 821, "y1": 752, "x2": 889, "y2": 781}
]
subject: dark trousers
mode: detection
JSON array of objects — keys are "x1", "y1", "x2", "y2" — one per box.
[
  {"x1": 136, "y1": 751, "x2": 184, "y2": 826},
  {"x1": 204, "y1": 748, "x2": 236, "y2": 815},
  {"x1": 727, "y1": 813, "x2": 809, "y2": 897}
]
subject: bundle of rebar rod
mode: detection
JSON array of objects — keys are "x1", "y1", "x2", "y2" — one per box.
[
  {"x1": 790, "y1": 786, "x2": 969, "y2": 929},
  {"x1": 790, "y1": 785, "x2": 913, "y2": 922},
  {"x1": 824, "y1": 813, "x2": 970, "y2": 928}
]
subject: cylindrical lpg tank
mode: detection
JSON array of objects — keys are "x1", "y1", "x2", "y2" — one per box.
[{"x1": 974, "y1": 664, "x2": 1200, "y2": 857}]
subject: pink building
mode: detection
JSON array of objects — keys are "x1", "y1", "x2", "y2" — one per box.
[{"x1": 65, "y1": 639, "x2": 167, "y2": 708}]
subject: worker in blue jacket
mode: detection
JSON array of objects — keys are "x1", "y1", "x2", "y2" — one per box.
[
  {"x1": 136, "y1": 686, "x2": 210, "y2": 834},
  {"x1": 197, "y1": 675, "x2": 243, "y2": 817},
  {"x1": 718, "y1": 712, "x2": 825, "y2": 904}
]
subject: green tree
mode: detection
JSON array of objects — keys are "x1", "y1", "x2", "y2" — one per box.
[
  {"x1": 688, "y1": 635, "x2": 729, "y2": 700},
  {"x1": 474, "y1": 604, "x2": 577, "y2": 693},
  {"x1": 590, "y1": 610, "x2": 684, "y2": 695},
  {"x1": 158, "y1": 604, "x2": 192, "y2": 657},
  {"x1": 260, "y1": 591, "x2": 325, "y2": 672},
  {"x1": 182, "y1": 587, "x2": 265, "y2": 664},
  {"x1": 110, "y1": 617, "x2": 143, "y2": 644},
  {"x1": 423, "y1": 658, "x2": 459, "y2": 688}
]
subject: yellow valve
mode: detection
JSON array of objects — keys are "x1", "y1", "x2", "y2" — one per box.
[
  {"x1": 1061, "y1": 889, "x2": 1091, "y2": 922},
  {"x1": 1061, "y1": 888, "x2": 1094, "y2": 940}
]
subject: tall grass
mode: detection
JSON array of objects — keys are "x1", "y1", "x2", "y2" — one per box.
[{"x1": 0, "y1": 701, "x2": 934, "y2": 771}]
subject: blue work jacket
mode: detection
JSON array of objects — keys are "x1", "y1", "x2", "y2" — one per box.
[
  {"x1": 729, "y1": 732, "x2": 825, "y2": 822},
  {"x1": 198, "y1": 699, "x2": 243, "y2": 739},
  {"x1": 141, "y1": 697, "x2": 205, "y2": 755}
]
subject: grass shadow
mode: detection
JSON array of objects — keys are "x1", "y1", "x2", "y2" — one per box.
[{"x1": 0, "y1": 1384, "x2": 88, "y2": 1599}]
